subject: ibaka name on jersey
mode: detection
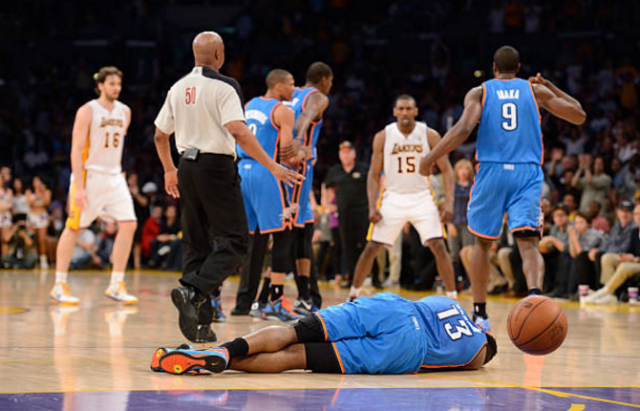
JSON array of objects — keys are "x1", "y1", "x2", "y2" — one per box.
[{"x1": 496, "y1": 89, "x2": 520, "y2": 100}]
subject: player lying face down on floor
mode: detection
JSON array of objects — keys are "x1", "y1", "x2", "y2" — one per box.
[{"x1": 151, "y1": 293, "x2": 497, "y2": 375}]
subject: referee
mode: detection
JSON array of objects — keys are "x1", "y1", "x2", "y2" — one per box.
[{"x1": 154, "y1": 31, "x2": 302, "y2": 343}]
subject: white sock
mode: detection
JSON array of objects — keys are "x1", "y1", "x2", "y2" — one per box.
[
  {"x1": 40, "y1": 255, "x2": 47, "y2": 264},
  {"x1": 110, "y1": 272, "x2": 125, "y2": 285},
  {"x1": 350, "y1": 286, "x2": 362, "y2": 298},
  {"x1": 55, "y1": 271, "x2": 68, "y2": 283},
  {"x1": 446, "y1": 291, "x2": 458, "y2": 299}
]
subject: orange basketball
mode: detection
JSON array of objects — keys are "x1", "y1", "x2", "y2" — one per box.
[{"x1": 507, "y1": 295, "x2": 568, "y2": 355}]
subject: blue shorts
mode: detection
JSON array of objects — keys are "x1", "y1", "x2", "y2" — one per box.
[
  {"x1": 239, "y1": 159, "x2": 290, "y2": 234},
  {"x1": 468, "y1": 162, "x2": 543, "y2": 239},
  {"x1": 315, "y1": 293, "x2": 426, "y2": 374},
  {"x1": 287, "y1": 161, "x2": 314, "y2": 227}
]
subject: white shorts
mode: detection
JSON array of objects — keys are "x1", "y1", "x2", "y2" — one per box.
[
  {"x1": 66, "y1": 171, "x2": 136, "y2": 229},
  {"x1": 368, "y1": 190, "x2": 443, "y2": 246},
  {"x1": 28, "y1": 212, "x2": 49, "y2": 229},
  {"x1": 0, "y1": 212, "x2": 11, "y2": 228}
]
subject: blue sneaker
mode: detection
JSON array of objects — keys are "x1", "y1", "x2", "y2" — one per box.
[
  {"x1": 249, "y1": 301, "x2": 267, "y2": 320},
  {"x1": 262, "y1": 297, "x2": 303, "y2": 322},
  {"x1": 158, "y1": 347, "x2": 229, "y2": 375},
  {"x1": 211, "y1": 296, "x2": 226, "y2": 323},
  {"x1": 150, "y1": 344, "x2": 192, "y2": 372},
  {"x1": 473, "y1": 316, "x2": 491, "y2": 333}
]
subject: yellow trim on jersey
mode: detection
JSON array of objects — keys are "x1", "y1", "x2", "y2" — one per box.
[
  {"x1": 65, "y1": 132, "x2": 90, "y2": 230},
  {"x1": 366, "y1": 188, "x2": 385, "y2": 242}
]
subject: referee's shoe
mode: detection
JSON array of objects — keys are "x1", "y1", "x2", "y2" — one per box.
[{"x1": 171, "y1": 286, "x2": 217, "y2": 343}]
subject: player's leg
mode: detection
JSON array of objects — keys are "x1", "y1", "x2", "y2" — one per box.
[
  {"x1": 293, "y1": 223, "x2": 315, "y2": 313},
  {"x1": 507, "y1": 164, "x2": 545, "y2": 294},
  {"x1": 261, "y1": 228, "x2": 300, "y2": 321},
  {"x1": 349, "y1": 242, "x2": 384, "y2": 299},
  {"x1": 469, "y1": 237, "x2": 493, "y2": 328},
  {"x1": 103, "y1": 175, "x2": 139, "y2": 303},
  {"x1": 426, "y1": 238, "x2": 457, "y2": 298},
  {"x1": 51, "y1": 226, "x2": 82, "y2": 304},
  {"x1": 350, "y1": 195, "x2": 404, "y2": 299},
  {"x1": 233, "y1": 229, "x2": 269, "y2": 315}
]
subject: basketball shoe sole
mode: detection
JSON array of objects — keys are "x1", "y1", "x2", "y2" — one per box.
[{"x1": 159, "y1": 349, "x2": 228, "y2": 375}]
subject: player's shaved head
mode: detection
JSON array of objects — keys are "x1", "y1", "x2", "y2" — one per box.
[
  {"x1": 494, "y1": 46, "x2": 520, "y2": 73},
  {"x1": 266, "y1": 69, "x2": 293, "y2": 89},
  {"x1": 193, "y1": 31, "x2": 225, "y2": 70},
  {"x1": 394, "y1": 94, "x2": 416, "y2": 107}
]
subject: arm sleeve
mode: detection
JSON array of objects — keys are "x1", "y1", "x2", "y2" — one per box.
[
  {"x1": 154, "y1": 89, "x2": 175, "y2": 135},
  {"x1": 218, "y1": 85, "x2": 246, "y2": 126}
]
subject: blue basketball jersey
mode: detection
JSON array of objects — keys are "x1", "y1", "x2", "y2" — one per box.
[
  {"x1": 238, "y1": 97, "x2": 281, "y2": 161},
  {"x1": 413, "y1": 296, "x2": 488, "y2": 368},
  {"x1": 288, "y1": 87, "x2": 324, "y2": 156},
  {"x1": 477, "y1": 78, "x2": 542, "y2": 164}
]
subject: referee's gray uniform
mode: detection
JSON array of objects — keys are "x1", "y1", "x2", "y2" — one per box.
[{"x1": 155, "y1": 66, "x2": 248, "y2": 318}]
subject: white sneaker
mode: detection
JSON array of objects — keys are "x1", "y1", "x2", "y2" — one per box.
[
  {"x1": 49, "y1": 282, "x2": 80, "y2": 305},
  {"x1": 383, "y1": 279, "x2": 400, "y2": 288},
  {"x1": 583, "y1": 291, "x2": 602, "y2": 304},
  {"x1": 594, "y1": 293, "x2": 618, "y2": 305},
  {"x1": 40, "y1": 256, "x2": 49, "y2": 269},
  {"x1": 104, "y1": 282, "x2": 138, "y2": 304}
]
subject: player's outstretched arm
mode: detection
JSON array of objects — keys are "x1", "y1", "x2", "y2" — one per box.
[
  {"x1": 419, "y1": 87, "x2": 483, "y2": 176},
  {"x1": 281, "y1": 92, "x2": 330, "y2": 162},
  {"x1": 367, "y1": 130, "x2": 385, "y2": 224},
  {"x1": 226, "y1": 120, "x2": 304, "y2": 187},
  {"x1": 427, "y1": 128, "x2": 454, "y2": 223},
  {"x1": 530, "y1": 73, "x2": 586, "y2": 125},
  {"x1": 70, "y1": 104, "x2": 92, "y2": 210}
]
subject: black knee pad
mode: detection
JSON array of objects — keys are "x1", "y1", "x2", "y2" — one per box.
[
  {"x1": 304, "y1": 342, "x2": 341, "y2": 373},
  {"x1": 271, "y1": 230, "x2": 292, "y2": 272},
  {"x1": 295, "y1": 223, "x2": 314, "y2": 260},
  {"x1": 293, "y1": 314, "x2": 325, "y2": 342},
  {"x1": 512, "y1": 229, "x2": 540, "y2": 238}
]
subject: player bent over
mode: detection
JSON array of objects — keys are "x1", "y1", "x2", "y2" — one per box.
[{"x1": 151, "y1": 293, "x2": 496, "y2": 375}]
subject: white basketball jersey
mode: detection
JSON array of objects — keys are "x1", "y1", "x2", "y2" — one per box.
[
  {"x1": 383, "y1": 121, "x2": 431, "y2": 194},
  {"x1": 84, "y1": 99, "x2": 128, "y2": 174}
]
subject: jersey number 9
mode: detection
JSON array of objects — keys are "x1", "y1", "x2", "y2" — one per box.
[{"x1": 501, "y1": 102, "x2": 517, "y2": 131}]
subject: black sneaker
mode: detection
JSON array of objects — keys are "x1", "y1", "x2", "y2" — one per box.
[
  {"x1": 195, "y1": 323, "x2": 217, "y2": 343},
  {"x1": 293, "y1": 298, "x2": 315, "y2": 315},
  {"x1": 231, "y1": 306, "x2": 251, "y2": 316},
  {"x1": 171, "y1": 286, "x2": 207, "y2": 343}
]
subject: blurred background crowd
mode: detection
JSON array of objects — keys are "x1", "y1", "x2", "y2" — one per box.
[{"x1": 1, "y1": 0, "x2": 639, "y2": 303}]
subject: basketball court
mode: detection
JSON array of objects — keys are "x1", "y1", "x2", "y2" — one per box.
[{"x1": 1, "y1": 269, "x2": 638, "y2": 410}]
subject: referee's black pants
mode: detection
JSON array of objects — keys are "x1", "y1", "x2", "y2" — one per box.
[
  {"x1": 178, "y1": 154, "x2": 249, "y2": 300},
  {"x1": 338, "y1": 207, "x2": 369, "y2": 282}
]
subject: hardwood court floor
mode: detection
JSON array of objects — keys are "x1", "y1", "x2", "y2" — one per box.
[{"x1": 1, "y1": 269, "x2": 639, "y2": 410}]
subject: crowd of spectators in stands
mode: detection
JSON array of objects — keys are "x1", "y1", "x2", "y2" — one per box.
[{"x1": 1, "y1": 1, "x2": 639, "y2": 303}]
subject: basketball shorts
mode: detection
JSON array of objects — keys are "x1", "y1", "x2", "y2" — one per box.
[
  {"x1": 314, "y1": 292, "x2": 426, "y2": 374},
  {"x1": 239, "y1": 160, "x2": 290, "y2": 234},
  {"x1": 0, "y1": 212, "x2": 12, "y2": 228},
  {"x1": 66, "y1": 171, "x2": 136, "y2": 230},
  {"x1": 28, "y1": 212, "x2": 49, "y2": 229},
  {"x1": 368, "y1": 190, "x2": 443, "y2": 246},
  {"x1": 468, "y1": 162, "x2": 543, "y2": 239},
  {"x1": 287, "y1": 160, "x2": 314, "y2": 227}
]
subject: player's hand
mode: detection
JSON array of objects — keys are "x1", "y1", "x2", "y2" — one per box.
[
  {"x1": 164, "y1": 169, "x2": 180, "y2": 199},
  {"x1": 448, "y1": 223, "x2": 458, "y2": 238},
  {"x1": 440, "y1": 202, "x2": 454, "y2": 223},
  {"x1": 369, "y1": 209, "x2": 382, "y2": 224},
  {"x1": 73, "y1": 186, "x2": 87, "y2": 212},
  {"x1": 528, "y1": 72, "x2": 550, "y2": 87},
  {"x1": 280, "y1": 139, "x2": 302, "y2": 162},
  {"x1": 588, "y1": 248, "x2": 599, "y2": 262},
  {"x1": 270, "y1": 163, "x2": 304, "y2": 187},
  {"x1": 619, "y1": 253, "x2": 634, "y2": 263},
  {"x1": 419, "y1": 156, "x2": 435, "y2": 176}
]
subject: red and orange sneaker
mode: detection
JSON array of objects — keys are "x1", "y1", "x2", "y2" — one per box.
[
  {"x1": 158, "y1": 347, "x2": 229, "y2": 375},
  {"x1": 150, "y1": 344, "x2": 192, "y2": 372}
]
